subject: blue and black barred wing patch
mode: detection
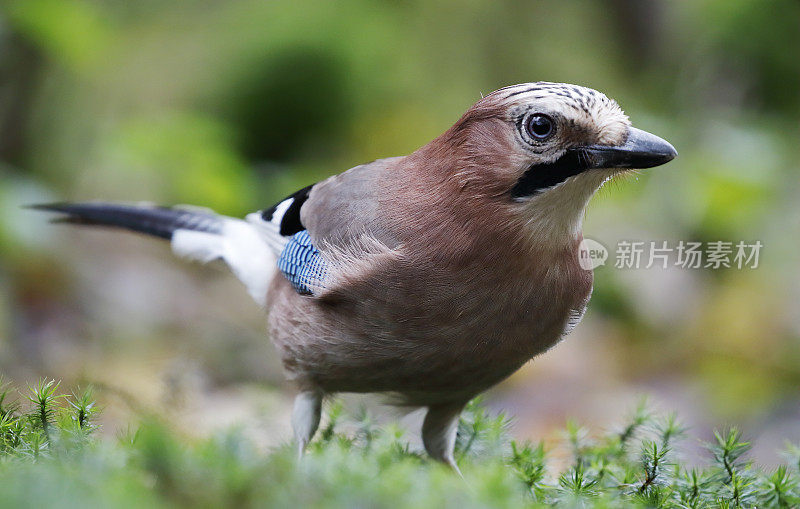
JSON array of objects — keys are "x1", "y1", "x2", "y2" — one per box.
[{"x1": 277, "y1": 230, "x2": 328, "y2": 295}]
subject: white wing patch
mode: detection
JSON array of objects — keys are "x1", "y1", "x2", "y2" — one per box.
[
  {"x1": 171, "y1": 219, "x2": 276, "y2": 306},
  {"x1": 169, "y1": 190, "x2": 310, "y2": 305},
  {"x1": 171, "y1": 230, "x2": 225, "y2": 263},
  {"x1": 269, "y1": 198, "x2": 293, "y2": 226},
  {"x1": 245, "y1": 211, "x2": 290, "y2": 256}
]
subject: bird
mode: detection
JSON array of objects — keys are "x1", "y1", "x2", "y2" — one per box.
[{"x1": 33, "y1": 82, "x2": 677, "y2": 471}]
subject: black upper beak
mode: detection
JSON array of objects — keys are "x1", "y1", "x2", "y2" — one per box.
[
  {"x1": 579, "y1": 126, "x2": 677, "y2": 170},
  {"x1": 511, "y1": 126, "x2": 677, "y2": 198}
]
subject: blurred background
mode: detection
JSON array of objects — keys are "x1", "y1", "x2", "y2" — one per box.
[{"x1": 0, "y1": 0, "x2": 798, "y2": 465}]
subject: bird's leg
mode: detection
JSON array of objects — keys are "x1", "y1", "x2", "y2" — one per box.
[
  {"x1": 422, "y1": 402, "x2": 466, "y2": 475},
  {"x1": 292, "y1": 390, "x2": 323, "y2": 458}
]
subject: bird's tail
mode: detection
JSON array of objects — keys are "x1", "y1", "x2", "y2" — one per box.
[
  {"x1": 32, "y1": 202, "x2": 276, "y2": 305},
  {"x1": 31, "y1": 202, "x2": 225, "y2": 239}
]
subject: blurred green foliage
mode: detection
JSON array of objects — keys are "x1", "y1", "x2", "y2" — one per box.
[
  {"x1": 0, "y1": 0, "x2": 798, "y2": 456},
  {"x1": 2, "y1": 381, "x2": 800, "y2": 508}
]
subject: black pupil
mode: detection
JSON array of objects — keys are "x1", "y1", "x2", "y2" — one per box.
[{"x1": 529, "y1": 115, "x2": 552, "y2": 138}]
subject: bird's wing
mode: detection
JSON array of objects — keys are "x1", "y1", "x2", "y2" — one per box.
[
  {"x1": 32, "y1": 158, "x2": 404, "y2": 303},
  {"x1": 247, "y1": 157, "x2": 403, "y2": 296}
]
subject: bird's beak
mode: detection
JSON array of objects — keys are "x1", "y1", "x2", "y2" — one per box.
[
  {"x1": 510, "y1": 127, "x2": 677, "y2": 198},
  {"x1": 577, "y1": 127, "x2": 677, "y2": 170}
]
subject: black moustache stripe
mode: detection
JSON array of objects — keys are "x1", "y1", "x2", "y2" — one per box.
[{"x1": 510, "y1": 150, "x2": 591, "y2": 198}]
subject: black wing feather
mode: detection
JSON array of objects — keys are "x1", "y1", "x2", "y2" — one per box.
[{"x1": 260, "y1": 184, "x2": 314, "y2": 236}]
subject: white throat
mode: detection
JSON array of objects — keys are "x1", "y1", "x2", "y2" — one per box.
[{"x1": 519, "y1": 170, "x2": 612, "y2": 248}]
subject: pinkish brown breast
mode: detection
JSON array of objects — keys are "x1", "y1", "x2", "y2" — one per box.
[{"x1": 266, "y1": 232, "x2": 593, "y2": 407}]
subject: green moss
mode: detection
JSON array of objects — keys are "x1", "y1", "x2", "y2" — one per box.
[{"x1": 0, "y1": 380, "x2": 798, "y2": 508}]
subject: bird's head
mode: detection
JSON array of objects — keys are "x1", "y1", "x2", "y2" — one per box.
[{"x1": 435, "y1": 82, "x2": 677, "y2": 247}]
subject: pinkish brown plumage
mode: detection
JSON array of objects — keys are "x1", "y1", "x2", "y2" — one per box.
[{"x1": 35, "y1": 82, "x2": 676, "y2": 471}]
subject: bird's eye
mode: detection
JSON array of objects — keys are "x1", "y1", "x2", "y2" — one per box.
[{"x1": 525, "y1": 114, "x2": 554, "y2": 140}]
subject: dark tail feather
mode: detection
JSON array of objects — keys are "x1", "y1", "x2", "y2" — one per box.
[{"x1": 29, "y1": 202, "x2": 224, "y2": 240}]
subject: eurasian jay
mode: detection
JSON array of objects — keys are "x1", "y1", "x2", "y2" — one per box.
[{"x1": 35, "y1": 82, "x2": 676, "y2": 470}]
